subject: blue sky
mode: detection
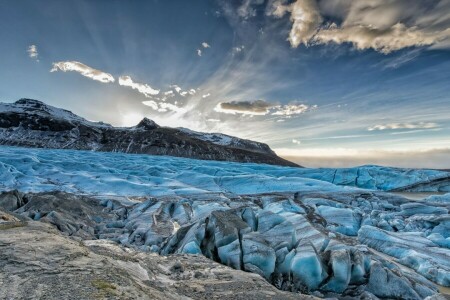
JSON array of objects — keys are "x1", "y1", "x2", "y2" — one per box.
[{"x1": 1, "y1": 0, "x2": 450, "y2": 168}]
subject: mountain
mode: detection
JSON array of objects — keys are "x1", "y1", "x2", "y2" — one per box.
[{"x1": 0, "y1": 99, "x2": 298, "y2": 167}]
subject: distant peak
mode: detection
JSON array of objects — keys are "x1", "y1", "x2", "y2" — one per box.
[
  {"x1": 15, "y1": 98, "x2": 47, "y2": 107},
  {"x1": 136, "y1": 117, "x2": 159, "y2": 130}
]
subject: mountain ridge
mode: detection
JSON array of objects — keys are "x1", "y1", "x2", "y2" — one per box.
[{"x1": 0, "y1": 99, "x2": 299, "y2": 167}]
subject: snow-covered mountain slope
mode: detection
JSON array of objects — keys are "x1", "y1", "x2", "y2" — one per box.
[
  {"x1": 0, "y1": 146, "x2": 448, "y2": 196},
  {"x1": 0, "y1": 98, "x2": 112, "y2": 128},
  {"x1": 0, "y1": 99, "x2": 297, "y2": 166},
  {"x1": 177, "y1": 127, "x2": 276, "y2": 155}
]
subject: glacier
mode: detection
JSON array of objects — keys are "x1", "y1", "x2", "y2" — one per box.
[
  {"x1": 0, "y1": 146, "x2": 448, "y2": 196},
  {"x1": 1, "y1": 145, "x2": 450, "y2": 299}
]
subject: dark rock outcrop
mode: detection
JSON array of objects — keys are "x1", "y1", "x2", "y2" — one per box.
[{"x1": 0, "y1": 210, "x2": 314, "y2": 300}]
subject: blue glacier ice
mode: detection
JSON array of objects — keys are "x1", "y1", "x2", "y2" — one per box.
[
  {"x1": 1, "y1": 145, "x2": 450, "y2": 298},
  {"x1": 0, "y1": 146, "x2": 448, "y2": 195}
]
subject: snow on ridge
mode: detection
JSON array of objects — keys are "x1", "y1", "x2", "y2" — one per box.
[
  {"x1": 177, "y1": 127, "x2": 270, "y2": 153},
  {"x1": 177, "y1": 127, "x2": 234, "y2": 146}
]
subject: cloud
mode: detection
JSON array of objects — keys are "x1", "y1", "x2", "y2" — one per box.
[
  {"x1": 216, "y1": 100, "x2": 315, "y2": 117},
  {"x1": 172, "y1": 85, "x2": 182, "y2": 93},
  {"x1": 158, "y1": 102, "x2": 185, "y2": 113},
  {"x1": 313, "y1": 23, "x2": 449, "y2": 54},
  {"x1": 368, "y1": 122, "x2": 439, "y2": 131},
  {"x1": 269, "y1": 0, "x2": 450, "y2": 53},
  {"x1": 267, "y1": 0, "x2": 322, "y2": 47},
  {"x1": 272, "y1": 104, "x2": 315, "y2": 116},
  {"x1": 170, "y1": 85, "x2": 195, "y2": 97},
  {"x1": 216, "y1": 100, "x2": 273, "y2": 115},
  {"x1": 118, "y1": 75, "x2": 160, "y2": 97},
  {"x1": 379, "y1": 49, "x2": 422, "y2": 69},
  {"x1": 27, "y1": 45, "x2": 38, "y2": 60},
  {"x1": 142, "y1": 100, "x2": 158, "y2": 110},
  {"x1": 237, "y1": 0, "x2": 265, "y2": 18},
  {"x1": 202, "y1": 93, "x2": 211, "y2": 98},
  {"x1": 50, "y1": 61, "x2": 115, "y2": 83},
  {"x1": 232, "y1": 45, "x2": 245, "y2": 54},
  {"x1": 287, "y1": 0, "x2": 322, "y2": 47},
  {"x1": 142, "y1": 100, "x2": 185, "y2": 113},
  {"x1": 292, "y1": 139, "x2": 301, "y2": 145},
  {"x1": 197, "y1": 42, "x2": 210, "y2": 56}
]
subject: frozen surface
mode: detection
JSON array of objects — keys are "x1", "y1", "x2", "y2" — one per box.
[
  {"x1": 279, "y1": 167, "x2": 450, "y2": 191},
  {"x1": 1, "y1": 145, "x2": 450, "y2": 298},
  {"x1": 0, "y1": 146, "x2": 448, "y2": 196},
  {"x1": 425, "y1": 193, "x2": 450, "y2": 204},
  {"x1": 0, "y1": 146, "x2": 350, "y2": 196}
]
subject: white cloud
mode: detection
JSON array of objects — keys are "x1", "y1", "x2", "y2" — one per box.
[
  {"x1": 368, "y1": 122, "x2": 439, "y2": 131},
  {"x1": 287, "y1": 0, "x2": 322, "y2": 48},
  {"x1": 142, "y1": 100, "x2": 158, "y2": 110},
  {"x1": 118, "y1": 75, "x2": 160, "y2": 97},
  {"x1": 216, "y1": 100, "x2": 315, "y2": 117},
  {"x1": 143, "y1": 100, "x2": 185, "y2": 113},
  {"x1": 237, "y1": 0, "x2": 265, "y2": 18},
  {"x1": 268, "y1": 0, "x2": 322, "y2": 47},
  {"x1": 170, "y1": 85, "x2": 195, "y2": 97},
  {"x1": 158, "y1": 102, "x2": 185, "y2": 113},
  {"x1": 197, "y1": 42, "x2": 210, "y2": 56},
  {"x1": 50, "y1": 61, "x2": 115, "y2": 83},
  {"x1": 313, "y1": 23, "x2": 449, "y2": 54},
  {"x1": 232, "y1": 45, "x2": 245, "y2": 54},
  {"x1": 27, "y1": 45, "x2": 38, "y2": 60},
  {"x1": 269, "y1": 0, "x2": 450, "y2": 53},
  {"x1": 172, "y1": 85, "x2": 182, "y2": 93},
  {"x1": 292, "y1": 139, "x2": 301, "y2": 145},
  {"x1": 272, "y1": 104, "x2": 314, "y2": 116},
  {"x1": 202, "y1": 93, "x2": 211, "y2": 98}
]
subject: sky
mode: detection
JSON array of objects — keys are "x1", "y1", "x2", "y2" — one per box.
[{"x1": 1, "y1": 0, "x2": 450, "y2": 168}]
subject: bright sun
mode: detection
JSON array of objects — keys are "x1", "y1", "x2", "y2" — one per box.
[{"x1": 122, "y1": 113, "x2": 143, "y2": 127}]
